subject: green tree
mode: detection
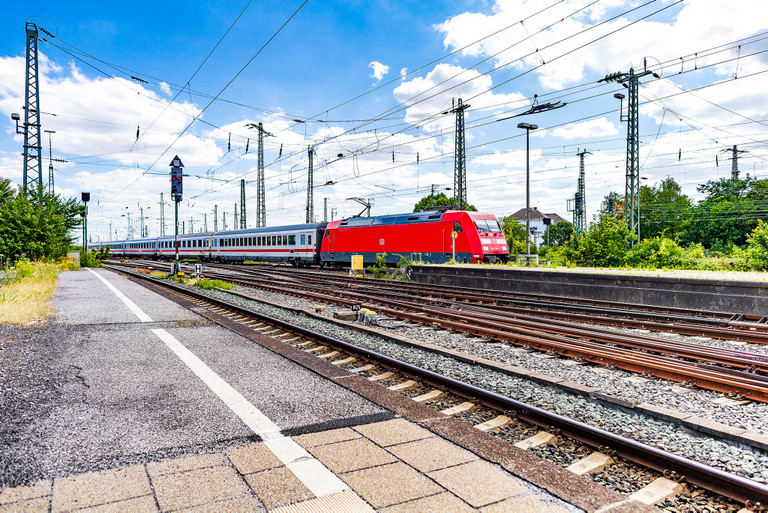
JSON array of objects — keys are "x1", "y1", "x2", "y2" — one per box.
[
  {"x1": 413, "y1": 193, "x2": 476, "y2": 212},
  {"x1": 566, "y1": 215, "x2": 633, "y2": 267},
  {"x1": 679, "y1": 176, "x2": 768, "y2": 248},
  {"x1": 0, "y1": 184, "x2": 82, "y2": 266},
  {"x1": 639, "y1": 178, "x2": 693, "y2": 240},
  {"x1": 499, "y1": 215, "x2": 528, "y2": 255},
  {"x1": 543, "y1": 221, "x2": 574, "y2": 247}
]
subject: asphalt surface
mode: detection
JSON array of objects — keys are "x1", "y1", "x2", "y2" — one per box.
[{"x1": 0, "y1": 268, "x2": 389, "y2": 488}]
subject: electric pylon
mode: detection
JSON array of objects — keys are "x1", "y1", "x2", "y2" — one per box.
[
  {"x1": 447, "y1": 98, "x2": 470, "y2": 209},
  {"x1": 574, "y1": 149, "x2": 590, "y2": 236},
  {"x1": 306, "y1": 145, "x2": 314, "y2": 223},
  {"x1": 722, "y1": 145, "x2": 746, "y2": 180},
  {"x1": 23, "y1": 23, "x2": 43, "y2": 190}
]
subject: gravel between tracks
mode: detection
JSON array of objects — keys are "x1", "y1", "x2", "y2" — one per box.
[{"x1": 174, "y1": 280, "x2": 768, "y2": 486}]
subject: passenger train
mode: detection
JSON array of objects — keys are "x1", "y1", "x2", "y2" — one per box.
[{"x1": 88, "y1": 210, "x2": 509, "y2": 266}]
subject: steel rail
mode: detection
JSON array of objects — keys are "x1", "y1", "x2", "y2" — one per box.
[
  {"x1": 192, "y1": 269, "x2": 768, "y2": 401},
  {"x1": 201, "y1": 269, "x2": 768, "y2": 372},
  {"x1": 213, "y1": 264, "x2": 768, "y2": 337},
  {"x1": 110, "y1": 265, "x2": 768, "y2": 507}
]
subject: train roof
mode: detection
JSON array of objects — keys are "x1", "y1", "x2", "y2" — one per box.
[
  {"x1": 215, "y1": 222, "x2": 326, "y2": 236},
  {"x1": 157, "y1": 232, "x2": 214, "y2": 240}
]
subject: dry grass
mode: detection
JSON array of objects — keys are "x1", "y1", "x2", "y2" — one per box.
[{"x1": 0, "y1": 260, "x2": 76, "y2": 325}]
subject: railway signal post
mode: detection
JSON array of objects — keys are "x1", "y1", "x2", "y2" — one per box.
[{"x1": 170, "y1": 156, "x2": 184, "y2": 275}]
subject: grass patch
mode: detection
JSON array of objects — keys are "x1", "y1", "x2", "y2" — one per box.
[
  {"x1": 194, "y1": 278, "x2": 233, "y2": 290},
  {"x1": 0, "y1": 259, "x2": 77, "y2": 325}
]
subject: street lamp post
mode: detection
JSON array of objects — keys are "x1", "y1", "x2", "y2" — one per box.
[{"x1": 517, "y1": 122, "x2": 538, "y2": 256}]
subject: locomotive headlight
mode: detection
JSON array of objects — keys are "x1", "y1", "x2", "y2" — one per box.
[{"x1": 482, "y1": 246, "x2": 489, "y2": 251}]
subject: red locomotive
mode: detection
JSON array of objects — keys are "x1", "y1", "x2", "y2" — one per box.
[{"x1": 320, "y1": 210, "x2": 508, "y2": 266}]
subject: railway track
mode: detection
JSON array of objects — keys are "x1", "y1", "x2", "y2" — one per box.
[
  {"x1": 141, "y1": 262, "x2": 768, "y2": 403},
  {"x1": 216, "y1": 263, "x2": 768, "y2": 338},
  {"x1": 107, "y1": 263, "x2": 768, "y2": 510}
]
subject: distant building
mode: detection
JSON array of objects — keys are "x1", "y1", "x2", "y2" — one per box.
[{"x1": 508, "y1": 207, "x2": 568, "y2": 248}]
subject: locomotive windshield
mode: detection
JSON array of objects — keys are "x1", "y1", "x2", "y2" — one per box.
[{"x1": 474, "y1": 219, "x2": 502, "y2": 233}]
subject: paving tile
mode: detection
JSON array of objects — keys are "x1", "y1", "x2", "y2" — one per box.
[
  {"x1": 387, "y1": 437, "x2": 477, "y2": 473},
  {"x1": 480, "y1": 494, "x2": 570, "y2": 513},
  {"x1": 226, "y1": 443, "x2": 283, "y2": 475},
  {"x1": 243, "y1": 467, "x2": 313, "y2": 509},
  {"x1": 428, "y1": 460, "x2": 529, "y2": 508},
  {"x1": 52, "y1": 465, "x2": 151, "y2": 512},
  {"x1": 378, "y1": 492, "x2": 474, "y2": 513},
  {"x1": 0, "y1": 480, "x2": 51, "y2": 505},
  {"x1": 174, "y1": 496, "x2": 265, "y2": 512},
  {"x1": 353, "y1": 419, "x2": 433, "y2": 447},
  {"x1": 147, "y1": 453, "x2": 227, "y2": 478},
  {"x1": 306, "y1": 438, "x2": 397, "y2": 474},
  {"x1": 152, "y1": 465, "x2": 249, "y2": 511},
  {"x1": 78, "y1": 495, "x2": 158, "y2": 512},
  {"x1": 340, "y1": 462, "x2": 443, "y2": 509},
  {"x1": 0, "y1": 497, "x2": 50, "y2": 513},
  {"x1": 293, "y1": 427, "x2": 362, "y2": 448}
]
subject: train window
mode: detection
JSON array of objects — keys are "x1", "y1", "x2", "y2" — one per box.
[
  {"x1": 289, "y1": 235, "x2": 295, "y2": 245},
  {"x1": 487, "y1": 219, "x2": 502, "y2": 232},
  {"x1": 454, "y1": 221, "x2": 463, "y2": 233},
  {"x1": 308, "y1": 234, "x2": 312, "y2": 245},
  {"x1": 300, "y1": 234, "x2": 306, "y2": 245},
  {"x1": 272, "y1": 235, "x2": 276, "y2": 245},
  {"x1": 282, "y1": 235, "x2": 287, "y2": 245},
  {"x1": 324, "y1": 231, "x2": 329, "y2": 238}
]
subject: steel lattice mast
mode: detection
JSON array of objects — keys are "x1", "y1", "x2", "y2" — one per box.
[
  {"x1": 448, "y1": 98, "x2": 470, "y2": 209},
  {"x1": 306, "y1": 145, "x2": 314, "y2": 223},
  {"x1": 574, "y1": 149, "x2": 590, "y2": 236},
  {"x1": 600, "y1": 64, "x2": 657, "y2": 243},
  {"x1": 23, "y1": 23, "x2": 43, "y2": 190},
  {"x1": 240, "y1": 179, "x2": 246, "y2": 229}
]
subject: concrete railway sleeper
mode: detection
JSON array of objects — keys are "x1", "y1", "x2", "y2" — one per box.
[{"x1": 108, "y1": 265, "x2": 768, "y2": 509}]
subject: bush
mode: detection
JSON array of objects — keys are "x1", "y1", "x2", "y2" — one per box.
[
  {"x1": 565, "y1": 215, "x2": 633, "y2": 267},
  {"x1": 79, "y1": 249, "x2": 102, "y2": 268},
  {"x1": 194, "y1": 279, "x2": 233, "y2": 290},
  {"x1": 626, "y1": 237, "x2": 686, "y2": 269},
  {"x1": 367, "y1": 253, "x2": 388, "y2": 278},
  {"x1": 744, "y1": 220, "x2": 768, "y2": 271}
]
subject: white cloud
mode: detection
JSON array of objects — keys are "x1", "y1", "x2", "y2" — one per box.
[
  {"x1": 159, "y1": 81, "x2": 171, "y2": 95},
  {"x1": 550, "y1": 118, "x2": 618, "y2": 139},
  {"x1": 400, "y1": 67, "x2": 408, "y2": 80},
  {"x1": 436, "y1": 1, "x2": 768, "y2": 90},
  {"x1": 369, "y1": 61, "x2": 390, "y2": 82},
  {"x1": 393, "y1": 63, "x2": 527, "y2": 130}
]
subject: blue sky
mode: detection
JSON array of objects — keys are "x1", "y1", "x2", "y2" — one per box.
[{"x1": 2, "y1": 0, "x2": 768, "y2": 242}]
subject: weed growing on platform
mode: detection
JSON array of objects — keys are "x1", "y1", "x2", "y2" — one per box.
[{"x1": 0, "y1": 260, "x2": 70, "y2": 325}]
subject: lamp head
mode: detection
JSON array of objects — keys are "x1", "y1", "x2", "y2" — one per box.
[
  {"x1": 517, "y1": 122, "x2": 538, "y2": 130},
  {"x1": 614, "y1": 93, "x2": 625, "y2": 100},
  {"x1": 11, "y1": 113, "x2": 20, "y2": 121}
]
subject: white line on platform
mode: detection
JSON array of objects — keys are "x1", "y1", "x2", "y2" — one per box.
[
  {"x1": 87, "y1": 269, "x2": 153, "y2": 322},
  {"x1": 91, "y1": 269, "x2": 349, "y2": 498}
]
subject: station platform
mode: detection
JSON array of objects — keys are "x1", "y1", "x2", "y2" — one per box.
[{"x1": 0, "y1": 269, "x2": 633, "y2": 512}]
